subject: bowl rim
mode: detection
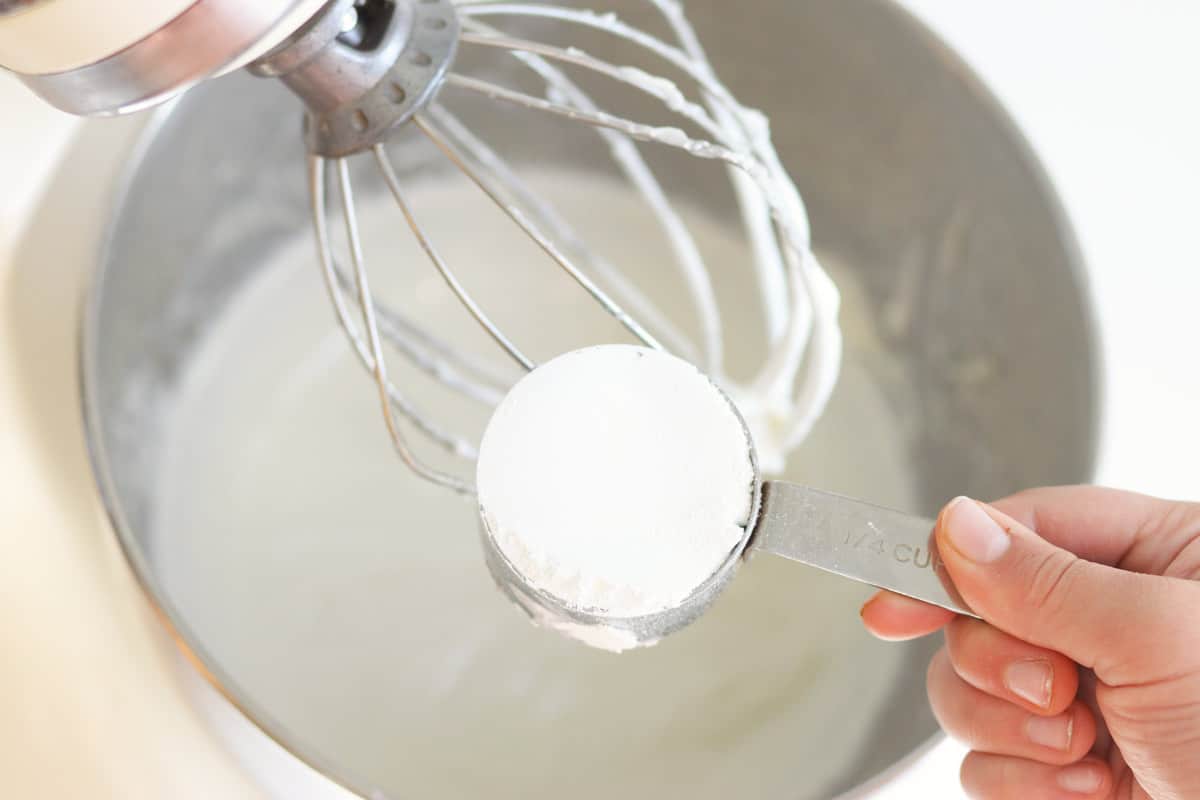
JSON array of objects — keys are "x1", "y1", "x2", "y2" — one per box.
[{"x1": 77, "y1": 0, "x2": 1103, "y2": 796}]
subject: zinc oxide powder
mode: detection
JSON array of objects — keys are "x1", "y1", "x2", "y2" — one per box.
[{"x1": 476, "y1": 345, "x2": 758, "y2": 621}]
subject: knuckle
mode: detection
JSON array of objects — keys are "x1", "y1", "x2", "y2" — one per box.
[
  {"x1": 1184, "y1": 584, "x2": 1200, "y2": 648},
  {"x1": 1142, "y1": 501, "x2": 1200, "y2": 579},
  {"x1": 1068, "y1": 703, "x2": 1097, "y2": 757},
  {"x1": 1154, "y1": 499, "x2": 1200, "y2": 539},
  {"x1": 961, "y1": 616, "x2": 1000, "y2": 651},
  {"x1": 958, "y1": 754, "x2": 976, "y2": 797},
  {"x1": 944, "y1": 618, "x2": 993, "y2": 683},
  {"x1": 926, "y1": 652, "x2": 948, "y2": 710},
  {"x1": 926, "y1": 647, "x2": 943, "y2": 686},
  {"x1": 1096, "y1": 673, "x2": 1200, "y2": 747},
  {"x1": 942, "y1": 618, "x2": 968, "y2": 661},
  {"x1": 927, "y1": 652, "x2": 984, "y2": 746},
  {"x1": 926, "y1": 653, "x2": 957, "y2": 724},
  {"x1": 945, "y1": 615, "x2": 980, "y2": 651},
  {"x1": 959, "y1": 752, "x2": 995, "y2": 800},
  {"x1": 1022, "y1": 549, "x2": 1085, "y2": 619}
]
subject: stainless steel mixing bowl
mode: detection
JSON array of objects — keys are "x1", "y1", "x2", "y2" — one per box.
[{"x1": 51, "y1": 0, "x2": 1097, "y2": 796}]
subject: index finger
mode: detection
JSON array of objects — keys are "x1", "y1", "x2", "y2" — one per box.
[{"x1": 860, "y1": 589, "x2": 956, "y2": 639}]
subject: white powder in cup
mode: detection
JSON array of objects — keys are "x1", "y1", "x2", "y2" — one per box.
[{"x1": 476, "y1": 344, "x2": 758, "y2": 619}]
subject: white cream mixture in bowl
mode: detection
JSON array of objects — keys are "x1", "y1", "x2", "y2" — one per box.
[
  {"x1": 152, "y1": 174, "x2": 923, "y2": 796},
  {"x1": 76, "y1": 3, "x2": 1101, "y2": 792}
]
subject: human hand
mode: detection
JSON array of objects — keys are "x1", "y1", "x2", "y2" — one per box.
[{"x1": 859, "y1": 487, "x2": 1200, "y2": 800}]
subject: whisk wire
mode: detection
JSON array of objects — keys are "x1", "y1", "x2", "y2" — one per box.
[
  {"x1": 457, "y1": 17, "x2": 723, "y2": 375},
  {"x1": 458, "y1": 3, "x2": 843, "y2": 446},
  {"x1": 414, "y1": 112, "x2": 667, "y2": 352},
  {"x1": 645, "y1": 0, "x2": 793, "y2": 349},
  {"x1": 332, "y1": 270, "x2": 508, "y2": 406},
  {"x1": 291, "y1": 0, "x2": 843, "y2": 490},
  {"x1": 444, "y1": 74, "x2": 761, "y2": 176},
  {"x1": 456, "y1": 4, "x2": 760, "y2": 148},
  {"x1": 454, "y1": 3, "x2": 805, "y2": 332},
  {"x1": 428, "y1": 103, "x2": 701, "y2": 364},
  {"x1": 372, "y1": 144, "x2": 536, "y2": 373},
  {"x1": 311, "y1": 156, "x2": 476, "y2": 492},
  {"x1": 457, "y1": 33, "x2": 727, "y2": 143}
]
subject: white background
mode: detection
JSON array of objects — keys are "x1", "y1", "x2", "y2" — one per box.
[{"x1": 1, "y1": 2, "x2": 1198, "y2": 797}]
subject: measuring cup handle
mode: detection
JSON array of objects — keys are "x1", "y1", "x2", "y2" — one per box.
[{"x1": 749, "y1": 481, "x2": 977, "y2": 618}]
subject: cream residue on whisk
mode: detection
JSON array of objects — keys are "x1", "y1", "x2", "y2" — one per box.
[
  {"x1": 459, "y1": 2, "x2": 844, "y2": 475},
  {"x1": 476, "y1": 345, "x2": 757, "y2": 619},
  {"x1": 596, "y1": 16, "x2": 844, "y2": 473}
]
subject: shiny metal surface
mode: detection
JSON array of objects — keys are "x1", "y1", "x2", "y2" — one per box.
[
  {"x1": 753, "y1": 483, "x2": 974, "y2": 617},
  {"x1": 484, "y1": 432, "x2": 977, "y2": 651},
  {"x1": 294, "y1": 0, "x2": 833, "y2": 498},
  {"x1": 253, "y1": 0, "x2": 460, "y2": 157},
  {"x1": 75, "y1": 0, "x2": 1099, "y2": 797},
  {"x1": 13, "y1": 0, "x2": 328, "y2": 115}
]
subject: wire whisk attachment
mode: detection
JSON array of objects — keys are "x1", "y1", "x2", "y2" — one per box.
[{"x1": 251, "y1": 0, "x2": 842, "y2": 493}]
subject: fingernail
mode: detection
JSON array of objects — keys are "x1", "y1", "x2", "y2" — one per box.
[
  {"x1": 1025, "y1": 713, "x2": 1073, "y2": 751},
  {"x1": 1005, "y1": 658, "x2": 1053, "y2": 708},
  {"x1": 1057, "y1": 763, "x2": 1103, "y2": 794},
  {"x1": 943, "y1": 496, "x2": 1010, "y2": 563}
]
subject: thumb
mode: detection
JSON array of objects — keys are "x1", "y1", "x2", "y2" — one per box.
[{"x1": 936, "y1": 496, "x2": 1198, "y2": 685}]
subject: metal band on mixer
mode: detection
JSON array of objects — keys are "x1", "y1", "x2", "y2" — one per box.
[
  {"x1": 8, "y1": 0, "x2": 329, "y2": 115},
  {"x1": 252, "y1": 0, "x2": 460, "y2": 158}
]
